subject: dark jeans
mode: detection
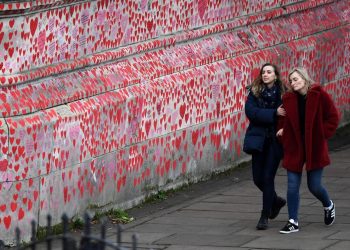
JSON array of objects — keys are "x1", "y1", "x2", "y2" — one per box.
[
  {"x1": 252, "y1": 138, "x2": 282, "y2": 214},
  {"x1": 287, "y1": 168, "x2": 332, "y2": 221}
]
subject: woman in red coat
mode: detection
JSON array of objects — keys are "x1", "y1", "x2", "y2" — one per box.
[{"x1": 277, "y1": 67, "x2": 340, "y2": 234}]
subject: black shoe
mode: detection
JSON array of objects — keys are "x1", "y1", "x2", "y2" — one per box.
[
  {"x1": 324, "y1": 201, "x2": 335, "y2": 226},
  {"x1": 279, "y1": 220, "x2": 299, "y2": 234},
  {"x1": 256, "y1": 211, "x2": 269, "y2": 230},
  {"x1": 269, "y1": 196, "x2": 286, "y2": 219}
]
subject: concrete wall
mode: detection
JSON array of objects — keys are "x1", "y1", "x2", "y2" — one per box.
[{"x1": 0, "y1": 0, "x2": 349, "y2": 244}]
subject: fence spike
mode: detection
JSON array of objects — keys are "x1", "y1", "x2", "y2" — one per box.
[
  {"x1": 31, "y1": 220, "x2": 36, "y2": 242},
  {"x1": 47, "y1": 214, "x2": 52, "y2": 250},
  {"x1": 81, "y1": 213, "x2": 92, "y2": 250},
  {"x1": 15, "y1": 227, "x2": 20, "y2": 250},
  {"x1": 47, "y1": 214, "x2": 52, "y2": 235},
  {"x1": 116, "y1": 224, "x2": 122, "y2": 245},
  {"x1": 100, "y1": 220, "x2": 106, "y2": 250},
  {"x1": 61, "y1": 214, "x2": 69, "y2": 250},
  {"x1": 62, "y1": 214, "x2": 69, "y2": 234},
  {"x1": 132, "y1": 234, "x2": 138, "y2": 250}
]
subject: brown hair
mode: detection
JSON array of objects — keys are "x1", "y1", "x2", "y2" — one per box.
[{"x1": 250, "y1": 63, "x2": 284, "y2": 98}]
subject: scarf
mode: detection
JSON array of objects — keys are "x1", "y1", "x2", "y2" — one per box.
[{"x1": 260, "y1": 84, "x2": 279, "y2": 108}]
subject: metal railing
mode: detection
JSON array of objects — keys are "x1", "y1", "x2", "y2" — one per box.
[{"x1": 7, "y1": 213, "x2": 138, "y2": 250}]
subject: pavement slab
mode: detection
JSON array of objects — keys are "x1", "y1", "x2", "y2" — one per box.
[
  {"x1": 165, "y1": 246, "x2": 242, "y2": 250},
  {"x1": 325, "y1": 242, "x2": 350, "y2": 250},
  {"x1": 154, "y1": 233, "x2": 256, "y2": 247},
  {"x1": 241, "y1": 236, "x2": 337, "y2": 250}
]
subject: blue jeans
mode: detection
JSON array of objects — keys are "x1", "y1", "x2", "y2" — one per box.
[
  {"x1": 252, "y1": 138, "x2": 282, "y2": 213},
  {"x1": 287, "y1": 168, "x2": 332, "y2": 221}
]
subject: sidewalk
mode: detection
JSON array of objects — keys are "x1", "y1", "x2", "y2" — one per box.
[
  {"x1": 113, "y1": 143, "x2": 350, "y2": 250},
  {"x1": 28, "y1": 125, "x2": 350, "y2": 250}
]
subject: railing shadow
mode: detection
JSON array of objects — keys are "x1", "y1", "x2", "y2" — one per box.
[{"x1": 2, "y1": 213, "x2": 139, "y2": 250}]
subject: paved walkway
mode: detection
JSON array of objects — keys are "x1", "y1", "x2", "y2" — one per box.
[
  {"x1": 111, "y1": 143, "x2": 350, "y2": 250},
  {"x1": 30, "y1": 126, "x2": 350, "y2": 250}
]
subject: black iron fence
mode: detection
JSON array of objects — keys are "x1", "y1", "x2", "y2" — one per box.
[{"x1": 3, "y1": 213, "x2": 138, "y2": 250}]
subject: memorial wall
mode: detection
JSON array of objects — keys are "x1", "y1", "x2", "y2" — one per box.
[{"x1": 0, "y1": 0, "x2": 349, "y2": 244}]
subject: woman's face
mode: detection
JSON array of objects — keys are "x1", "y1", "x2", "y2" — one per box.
[
  {"x1": 289, "y1": 72, "x2": 308, "y2": 94},
  {"x1": 261, "y1": 65, "x2": 277, "y2": 85}
]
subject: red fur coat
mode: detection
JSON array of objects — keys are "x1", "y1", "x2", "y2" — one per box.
[{"x1": 280, "y1": 84, "x2": 340, "y2": 172}]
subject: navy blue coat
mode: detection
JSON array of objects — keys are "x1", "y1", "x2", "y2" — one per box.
[{"x1": 243, "y1": 89, "x2": 282, "y2": 154}]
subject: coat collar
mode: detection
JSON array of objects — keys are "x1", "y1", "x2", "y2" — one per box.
[
  {"x1": 283, "y1": 92, "x2": 300, "y2": 133},
  {"x1": 283, "y1": 84, "x2": 322, "y2": 132},
  {"x1": 305, "y1": 85, "x2": 321, "y2": 130}
]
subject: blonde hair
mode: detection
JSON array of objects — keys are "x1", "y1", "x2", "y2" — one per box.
[{"x1": 288, "y1": 67, "x2": 314, "y2": 91}]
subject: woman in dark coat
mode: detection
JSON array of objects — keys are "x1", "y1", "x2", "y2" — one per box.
[
  {"x1": 277, "y1": 67, "x2": 340, "y2": 234},
  {"x1": 244, "y1": 63, "x2": 286, "y2": 230}
]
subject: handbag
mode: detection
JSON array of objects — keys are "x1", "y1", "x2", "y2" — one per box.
[
  {"x1": 243, "y1": 135, "x2": 265, "y2": 154},
  {"x1": 243, "y1": 126, "x2": 266, "y2": 154}
]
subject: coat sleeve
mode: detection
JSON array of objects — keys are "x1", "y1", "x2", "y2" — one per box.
[
  {"x1": 245, "y1": 92, "x2": 277, "y2": 125},
  {"x1": 277, "y1": 115, "x2": 284, "y2": 131},
  {"x1": 321, "y1": 90, "x2": 340, "y2": 139}
]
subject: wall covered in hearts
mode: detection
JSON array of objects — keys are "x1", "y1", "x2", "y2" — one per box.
[{"x1": 0, "y1": 0, "x2": 349, "y2": 244}]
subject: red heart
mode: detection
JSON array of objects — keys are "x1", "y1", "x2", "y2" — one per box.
[
  {"x1": 9, "y1": 19, "x2": 15, "y2": 28},
  {"x1": 192, "y1": 130, "x2": 199, "y2": 146},
  {"x1": 64, "y1": 186, "x2": 68, "y2": 203},
  {"x1": 198, "y1": 0, "x2": 209, "y2": 21},
  {"x1": 202, "y1": 136, "x2": 207, "y2": 146},
  {"x1": 3, "y1": 215, "x2": 11, "y2": 230},
  {"x1": 0, "y1": 159, "x2": 8, "y2": 171},
  {"x1": 18, "y1": 146, "x2": 25, "y2": 156},
  {"x1": 16, "y1": 182, "x2": 21, "y2": 191},
  {"x1": 28, "y1": 199, "x2": 33, "y2": 211},
  {"x1": 0, "y1": 204, "x2": 6, "y2": 212},
  {"x1": 3, "y1": 42, "x2": 9, "y2": 50},
  {"x1": 18, "y1": 208, "x2": 25, "y2": 220},
  {"x1": 38, "y1": 30, "x2": 46, "y2": 53},
  {"x1": 144, "y1": 120, "x2": 151, "y2": 136},
  {"x1": 33, "y1": 190, "x2": 39, "y2": 201},
  {"x1": 30, "y1": 18, "x2": 38, "y2": 36},
  {"x1": 0, "y1": 32, "x2": 4, "y2": 44},
  {"x1": 10, "y1": 202, "x2": 17, "y2": 212},
  {"x1": 179, "y1": 104, "x2": 186, "y2": 118},
  {"x1": 146, "y1": 20, "x2": 154, "y2": 32}
]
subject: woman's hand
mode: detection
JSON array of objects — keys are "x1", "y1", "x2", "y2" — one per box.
[
  {"x1": 276, "y1": 129, "x2": 283, "y2": 137},
  {"x1": 277, "y1": 105, "x2": 286, "y2": 116}
]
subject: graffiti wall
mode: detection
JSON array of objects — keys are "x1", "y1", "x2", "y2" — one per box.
[{"x1": 0, "y1": 0, "x2": 349, "y2": 244}]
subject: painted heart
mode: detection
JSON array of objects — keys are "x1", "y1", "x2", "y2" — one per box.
[
  {"x1": 0, "y1": 157, "x2": 8, "y2": 171},
  {"x1": 192, "y1": 130, "x2": 199, "y2": 146},
  {"x1": 18, "y1": 208, "x2": 25, "y2": 220},
  {"x1": 27, "y1": 199, "x2": 33, "y2": 211},
  {"x1": 0, "y1": 204, "x2": 6, "y2": 212},
  {"x1": 198, "y1": 0, "x2": 209, "y2": 21},
  {"x1": 146, "y1": 20, "x2": 154, "y2": 32},
  {"x1": 30, "y1": 18, "x2": 38, "y2": 36},
  {"x1": 9, "y1": 19, "x2": 15, "y2": 28},
  {"x1": 179, "y1": 104, "x2": 186, "y2": 118},
  {"x1": 16, "y1": 182, "x2": 21, "y2": 191},
  {"x1": 0, "y1": 32, "x2": 4, "y2": 44},
  {"x1": 144, "y1": 120, "x2": 151, "y2": 136},
  {"x1": 140, "y1": 0, "x2": 148, "y2": 11},
  {"x1": 38, "y1": 30, "x2": 46, "y2": 54},
  {"x1": 10, "y1": 202, "x2": 17, "y2": 212},
  {"x1": 63, "y1": 186, "x2": 68, "y2": 203},
  {"x1": 3, "y1": 215, "x2": 11, "y2": 230}
]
